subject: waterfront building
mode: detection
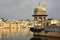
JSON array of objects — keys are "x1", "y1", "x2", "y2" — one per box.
[
  {"x1": 32, "y1": 2, "x2": 48, "y2": 28},
  {"x1": 0, "y1": 18, "x2": 34, "y2": 30},
  {"x1": 47, "y1": 19, "x2": 60, "y2": 26},
  {"x1": 30, "y1": 2, "x2": 60, "y2": 37},
  {"x1": 19, "y1": 19, "x2": 34, "y2": 28}
]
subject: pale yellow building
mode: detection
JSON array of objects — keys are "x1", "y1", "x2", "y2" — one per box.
[{"x1": 47, "y1": 19, "x2": 60, "y2": 26}]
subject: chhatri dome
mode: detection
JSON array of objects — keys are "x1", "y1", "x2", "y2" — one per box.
[{"x1": 34, "y1": 2, "x2": 46, "y2": 14}]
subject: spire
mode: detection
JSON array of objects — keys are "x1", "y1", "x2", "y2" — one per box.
[
  {"x1": 38, "y1": 2, "x2": 40, "y2": 6},
  {"x1": 34, "y1": 1, "x2": 46, "y2": 14}
]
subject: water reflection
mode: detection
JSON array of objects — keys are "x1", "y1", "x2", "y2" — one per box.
[
  {"x1": 0, "y1": 27, "x2": 33, "y2": 40},
  {"x1": 0, "y1": 27, "x2": 60, "y2": 40},
  {"x1": 30, "y1": 36, "x2": 60, "y2": 40},
  {"x1": 30, "y1": 37, "x2": 41, "y2": 40}
]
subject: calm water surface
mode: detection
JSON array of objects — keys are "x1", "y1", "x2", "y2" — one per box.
[
  {"x1": 0, "y1": 27, "x2": 33, "y2": 40},
  {"x1": 31, "y1": 36, "x2": 60, "y2": 40},
  {"x1": 0, "y1": 27, "x2": 60, "y2": 40}
]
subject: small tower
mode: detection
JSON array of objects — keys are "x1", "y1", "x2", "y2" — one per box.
[{"x1": 32, "y1": 2, "x2": 48, "y2": 28}]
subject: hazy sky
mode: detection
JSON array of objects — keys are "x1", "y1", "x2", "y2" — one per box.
[{"x1": 0, "y1": 0, "x2": 60, "y2": 20}]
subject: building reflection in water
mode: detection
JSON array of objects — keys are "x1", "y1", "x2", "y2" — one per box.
[
  {"x1": 1, "y1": 26, "x2": 60, "y2": 40},
  {"x1": 30, "y1": 36, "x2": 60, "y2": 40},
  {"x1": 0, "y1": 27, "x2": 33, "y2": 40}
]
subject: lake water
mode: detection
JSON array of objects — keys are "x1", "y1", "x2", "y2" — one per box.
[
  {"x1": 31, "y1": 36, "x2": 60, "y2": 40},
  {"x1": 0, "y1": 27, "x2": 33, "y2": 40},
  {"x1": 0, "y1": 27, "x2": 60, "y2": 40}
]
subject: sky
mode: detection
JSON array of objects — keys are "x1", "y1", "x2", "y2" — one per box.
[{"x1": 0, "y1": 0, "x2": 60, "y2": 20}]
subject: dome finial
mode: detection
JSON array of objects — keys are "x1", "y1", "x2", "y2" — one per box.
[
  {"x1": 34, "y1": 1, "x2": 46, "y2": 13},
  {"x1": 38, "y1": 1, "x2": 40, "y2": 6}
]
